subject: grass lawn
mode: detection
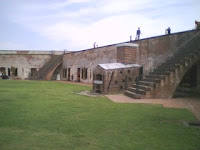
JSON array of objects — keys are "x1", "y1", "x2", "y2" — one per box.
[{"x1": 0, "y1": 80, "x2": 200, "y2": 150}]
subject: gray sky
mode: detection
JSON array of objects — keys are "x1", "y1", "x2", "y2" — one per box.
[{"x1": 0, "y1": 0, "x2": 199, "y2": 51}]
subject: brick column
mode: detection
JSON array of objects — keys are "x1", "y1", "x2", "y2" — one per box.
[{"x1": 117, "y1": 43, "x2": 138, "y2": 64}]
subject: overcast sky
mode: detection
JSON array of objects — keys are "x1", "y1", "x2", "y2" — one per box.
[{"x1": 0, "y1": 0, "x2": 199, "y2": 51}]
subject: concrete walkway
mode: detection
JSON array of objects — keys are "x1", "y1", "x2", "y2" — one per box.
[{"x1": 106, "y1": 94, "x2": 200, "y2": 121}]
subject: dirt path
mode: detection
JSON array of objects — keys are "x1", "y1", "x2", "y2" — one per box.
[
  {"x1": 55, "y1": 81, "x2": 92, "y2": 87},
  {"x1": 106, "y1": 94, "x2": 200, "y2": 121}
]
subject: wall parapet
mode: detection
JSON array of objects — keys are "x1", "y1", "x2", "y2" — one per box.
[{"x1": 0, "y1": 50, "x2": 65, "y2": 55}]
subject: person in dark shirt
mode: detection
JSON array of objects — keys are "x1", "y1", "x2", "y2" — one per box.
[
  {"x1": 136, "y1": 27, "x2": 142, "y2": 40},
  {"x1": 195, "y1": 21, "x2": 200, "y2": 29},
  {"x1": 167, "y1": 27, "x2": 171, "y2": 34}
]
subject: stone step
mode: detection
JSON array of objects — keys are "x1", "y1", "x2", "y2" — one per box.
[
  {"x1": 133, "y1": 84, "x2": 152, "y2": 91},
  {"x1": 191, "y1": 50, "x2": 200, "y2": 55},
  {"x1": 157, "y1": 63, "x2": 174, "y2": 68},
  {"x1": 170, "y1": 64, "x2": 182, "y2": 70},
  {"x1": 156, "y1": 65, "x2": 180, "y2": 72},
  {"x1": 145, "y1": 75, "x2": 166, "y2": 80},
  {"x1": 128, "y1": 87, "x2": 146, "y2": 95},
  {"x1": 151, "y1": 51, "x2": 198, "y2": 76},
  {"x1": 171, "y1": 54, "x2": 192, "y2": 60},
  {"x1": 154, "y1": 65, "x2": 180, "y2": 73},
  {"x1": 150, "y1": 57, "x2": 189, "y2": 75},
  {"x1": 179, "y1": 55, "x2": 195, "y2": 61},
  {"x1": 165, "y1": 59, "x2": 186, "y2": 66},
  {"x1": 141, "y1": 78, "x2": 161, "y2": 83},
  {"x1": 123, "y1": 35, "x2": 200, "y2": 99},
  {"x1": 158, "y1": 61, "x2": 182, "y2": 68},
  {"x1": 124, "y1": 90, "x2": 142, "y2": 99},
  {"x1": 138, "y1": 81, "x2": 155, "y2": 86},
  {"x1": 168, "y1": 56, "x2": 191, "y2": 62},
  {"x1": 176, "y1": 50, "x2": 198, "y2": 56},
  {"x1": 149, "y1": 71, "x2": 171, "y2": 76},
  {"x1": 169, "y1": 52, "x2": 196, "y2": 59}
]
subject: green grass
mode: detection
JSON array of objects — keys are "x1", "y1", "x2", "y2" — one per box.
[{"x1": 0, "y1": 80, "x2": 200, "y2": 150}]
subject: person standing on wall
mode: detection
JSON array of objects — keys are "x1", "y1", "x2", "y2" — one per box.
[
  {"x1": 195, "y1": 20, "x2": 200, "y2": 29},
  {"x1": 136, "y1": 27, "x2": 142, "y2": 40},
  {"x1": 167, "y1": 27, "x2": 171, "y2": 34}
]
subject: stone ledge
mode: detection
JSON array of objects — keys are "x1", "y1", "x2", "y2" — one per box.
[{"x1": 116, "y1": 43, "x2": 139, "y2": 48}]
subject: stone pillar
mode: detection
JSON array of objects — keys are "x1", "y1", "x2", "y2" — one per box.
[{"x1": 117, "y1": 43, "x2": 138, "y2": 64}]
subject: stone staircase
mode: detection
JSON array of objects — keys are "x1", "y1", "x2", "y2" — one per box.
[
  {"x1": 125, "y1": 31, "x2": 200, "y2": 99},
  {"x1": 30, "y1": 55, "x2": 63, "y2": 80}
]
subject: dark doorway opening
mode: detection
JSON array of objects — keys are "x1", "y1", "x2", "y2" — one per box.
[
  {"x1": 139, "y1": 66, "x2": 143, "y2": 78},
  {"x1": 179, "y1": 65, "x2": 197, "y2": 88},
  {"x1": 96, "y1": 74, "x2": 102, "y2": 81},
  {"x1": 63, "y1": 68, "x2": 67, "y2": 78},
  {"x1": 31, "y1": 68, "x2": 37, "y2": 77},
  {"x1": 174, "y1": 64, "x2": 199, "y2": 98},
  {"x1": 68, "y1": 68, "x2": 71, "y2": 81},
  {"x1": 8, "y1": 68, "x2": 10, "y2": 76},
  {"x1": 82, "y1": 68, "x2": 88, "y2": 80},
  {"x1": 136, "y1": 66, "x2": 143, "y2": 83},
  {"x1": 96, "y1": 84, "x2": 101, "y2": 93},
  {"x1": 77, "y1": 68, "x2": 80, "y2": 82},
  {"x1": 15, "y1": 68, "x2": 18, "y2": 76}
]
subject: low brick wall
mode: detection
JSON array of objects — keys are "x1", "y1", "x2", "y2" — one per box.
[{"x1": 93, "y1": 65, "x2": 140, "y2": 94}]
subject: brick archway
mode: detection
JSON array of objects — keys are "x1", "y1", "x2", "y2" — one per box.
[{"x1": 44, "y1": 62, "x2": 62, "y2": 80}]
